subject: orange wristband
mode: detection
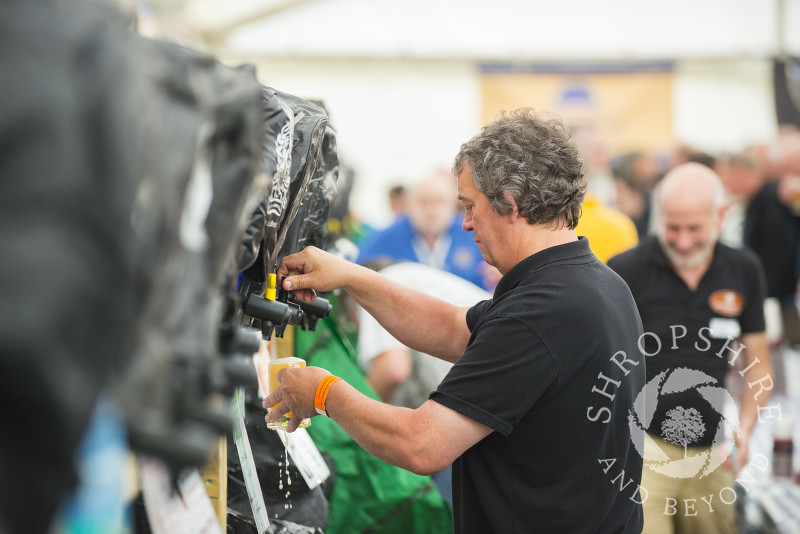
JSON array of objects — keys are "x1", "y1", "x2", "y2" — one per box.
[{"x1": 315, "y1": 375, "x2": 342, "y2": 417}]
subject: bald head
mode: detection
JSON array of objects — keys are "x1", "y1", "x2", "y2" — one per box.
[
  {"x1": 408, "y1": 170, "x2": 457, "y2": 242},
  {"x1": 410, "y1": 171, "x2": 456, "y2": 202},
  {"x1": 658, "y1": 162, "x2": 725, "y2": 216},
  {"x1": 656, "y1": 163, "x2": 726, "y2": 272}
]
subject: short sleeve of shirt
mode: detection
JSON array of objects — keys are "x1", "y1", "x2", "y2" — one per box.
[
  {"x1": 739, "y1": 250, "x2": 768, "y2": 334},
  {"x1": 432, "y1": 314, "x2": 560, "y2": 436},
  {"x1": 465, "y1": 299, "x2": 492, "y2": 331}
]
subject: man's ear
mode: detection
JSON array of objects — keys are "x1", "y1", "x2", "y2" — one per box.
[
  {"x1": 502, "y1": 191, "x2": 519, "y2": 222},
  {"x1": 715, "y1": 203, "x2": 728, "y2": 231}
]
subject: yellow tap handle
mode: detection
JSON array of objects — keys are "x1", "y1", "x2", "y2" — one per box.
[{"x1": 266, "y1": 273, "x2": 277, "y2": 301}]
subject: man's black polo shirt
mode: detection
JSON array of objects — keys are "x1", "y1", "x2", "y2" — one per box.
[
  {"x1": 607, "y1": 236, "x2": 766, "y2": 446},
  {"x1": 431, "y1": 237, "x2": 645, "y2": 534}
]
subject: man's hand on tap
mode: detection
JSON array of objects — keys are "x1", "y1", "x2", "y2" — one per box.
[{"x1": 277, "y1": 246, "x2": 357, "y2": 302}]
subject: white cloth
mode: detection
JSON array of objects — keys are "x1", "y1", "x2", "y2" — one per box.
[{"x1": 357, "y1": 262, "x2": 491, "y2": 408}]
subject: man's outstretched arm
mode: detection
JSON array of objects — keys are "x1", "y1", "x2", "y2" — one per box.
[
  {"x1": 277, "y1": 246, "x2": 473, "y2": 363},
  {"x1": 263, "y1": 365, "x2": 492, "y2": 474}
]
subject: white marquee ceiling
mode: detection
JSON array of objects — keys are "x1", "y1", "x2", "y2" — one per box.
[{"x1": 161, "y1": 0, "x2": 800, "y2": 61}]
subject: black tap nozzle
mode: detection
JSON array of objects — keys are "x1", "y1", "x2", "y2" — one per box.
[
  {"x1": 288, "y1": 294, "x2": 332, "y2": 331},
  {"x1": 243, "y1": 293, "x2": 303, "y2": 340}
]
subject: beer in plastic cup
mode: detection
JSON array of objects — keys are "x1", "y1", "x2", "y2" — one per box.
[{"x1": 267, "y1": 356, "x2": 311, "y2": 430}]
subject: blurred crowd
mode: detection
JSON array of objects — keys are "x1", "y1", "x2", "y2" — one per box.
[{"x1": 352, "y1": 125, "x2": 800, "y2": 354}]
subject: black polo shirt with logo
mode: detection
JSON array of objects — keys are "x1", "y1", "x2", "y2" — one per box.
[
  {"x1": 607, "y1": 236, "x2": 766, "y2": 447},
  {"x1": 431, "y1": 237, "x2": 645, "y2": 534}
]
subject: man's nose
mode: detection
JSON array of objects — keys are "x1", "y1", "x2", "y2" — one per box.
[
  {"x1": 462, "y1": 213, "x2": 473, "y2": 232},
  {"x1": 674, "y1": 231, "x2": 694, "y2": 251}
]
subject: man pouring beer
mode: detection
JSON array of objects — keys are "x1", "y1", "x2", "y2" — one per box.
[{"x1": 264, "y1": 109, "x2": 646, "y2": 534}]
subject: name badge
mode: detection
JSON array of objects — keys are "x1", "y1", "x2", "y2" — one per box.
[{"x1": 709, "y1": 317, "x2": 741, "y2": 339}]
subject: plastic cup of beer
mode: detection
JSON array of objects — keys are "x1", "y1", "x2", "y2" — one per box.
[{"x1": 267, "y1": 356, "x2": 311, "y2": 430}]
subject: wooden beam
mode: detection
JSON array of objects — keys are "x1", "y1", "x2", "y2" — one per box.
[{"x1": 200, "y1": 409, "x2": 228, "y2": 530}]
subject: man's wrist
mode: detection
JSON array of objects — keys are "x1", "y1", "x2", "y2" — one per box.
[{"x1": 315, "y1": 375, "x2": 343, "y2": 416}]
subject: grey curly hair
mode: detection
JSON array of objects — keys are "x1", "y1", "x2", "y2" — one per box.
[{"x1": 452, "y1": 108, "x2": 587, "y2": 229}]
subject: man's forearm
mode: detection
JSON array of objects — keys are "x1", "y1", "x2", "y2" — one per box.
[
  {"x1": 264, "y1": 365, "x2": 489, "y2": 475},
  {"x1": 323, "y1": 379, "x2": 437, "y2": 474},
  {"x1": 343, "y1": 265, "x2": 470, "y2": 363},
  {"x1": 278, "y1": 247, "x2": 471, "y2": 363}
]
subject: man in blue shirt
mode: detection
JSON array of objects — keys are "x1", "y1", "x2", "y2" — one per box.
[{"x1": 357, "y1": 171, "x2": 493, "y2": 290}]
